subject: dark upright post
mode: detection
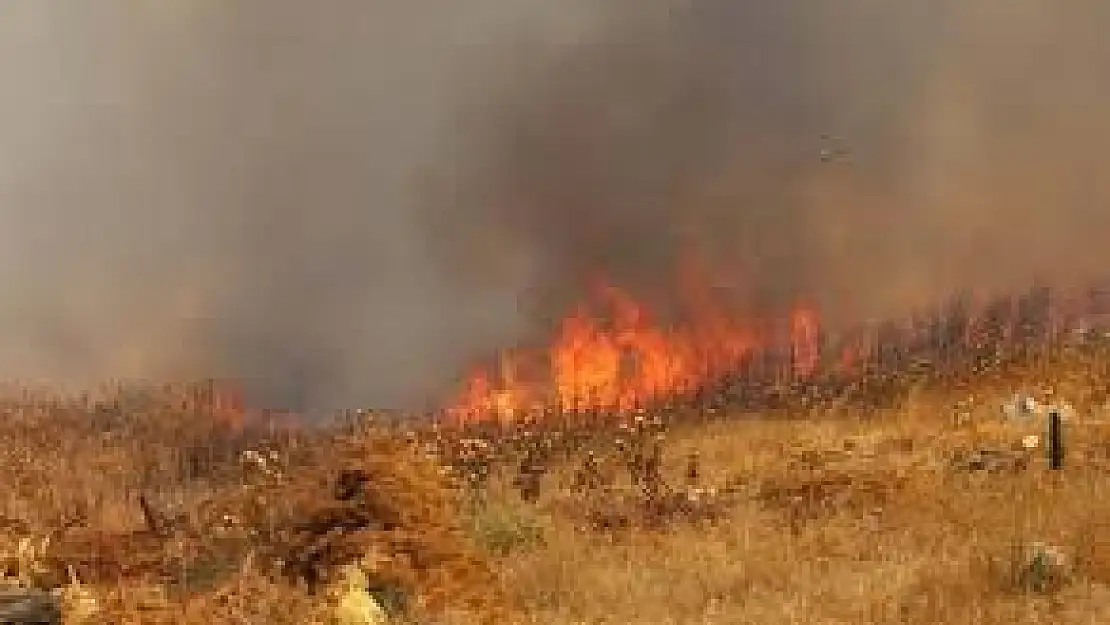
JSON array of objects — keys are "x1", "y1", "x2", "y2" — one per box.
[{"x1": 1047, "y1": 408, "x2": 1064, "y2": 470}]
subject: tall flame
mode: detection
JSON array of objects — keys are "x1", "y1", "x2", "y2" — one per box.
[{"x1": 445, "y1": 260, "x2": 821, "y2": 425}]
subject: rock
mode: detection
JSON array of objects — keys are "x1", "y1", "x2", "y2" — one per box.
[
  {"x1": 0, "y1": 587, "x2": 61, "y2": 624},
  {"x1": 1002, "y1": 393, "x2": 1076, "y2": 423},
  {"x1": 323, "y1": 564, "x2": 389, "y2": 625},
  {"x1": 1002, "y1": 393, "x2": 1039, "y2": 421}
]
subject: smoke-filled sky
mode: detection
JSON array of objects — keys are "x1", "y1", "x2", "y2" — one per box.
[{"x1": 0, "y1": 1, "x2": 1107, "y2": 409}]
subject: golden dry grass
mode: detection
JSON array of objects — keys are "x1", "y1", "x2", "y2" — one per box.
[
  {"x1": 0, "y1": 393, "x2": 512, "y2": 624},
  {"x1": 4, "y1": 344, "x2": 1110, "y2": 622},
  {"x1": 462, "y1": 344, "x2": 1110, "y2": 624},
  {"x1": 486, "y1": 411, "x2": 1110, "y2": 624}
]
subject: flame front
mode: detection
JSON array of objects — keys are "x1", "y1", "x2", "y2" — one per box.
[{"x1": 446, "y1": 269, "x2": 821, "y2": 425}]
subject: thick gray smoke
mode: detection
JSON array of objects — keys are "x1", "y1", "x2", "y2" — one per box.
[
  {"x1": 0, "y1": 2, "x2": 1108, "y2": 409},
  {"x1": 430, "y1": 1, "x2": 1110, "y2": 325},
  {"x1": 0, "y1": 1, "x2": 592, "y2": 408}
]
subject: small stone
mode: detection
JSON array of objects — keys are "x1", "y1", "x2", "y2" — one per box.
[
  {"x1": 1002, "y1": 393, "x2": 1039, "y2": 420},
  {"x1": 324, "y1": 565, "x2": 389, "y2": 625}
]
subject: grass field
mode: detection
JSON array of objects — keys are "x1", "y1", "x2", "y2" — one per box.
[{"x1": 4, "y1": 344, "x2": 1110, "y2": 623}]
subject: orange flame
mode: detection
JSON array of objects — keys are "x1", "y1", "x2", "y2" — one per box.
[
  {"x1": 790, "y1": 305, "x2": 821, "y2": 378},
  {"x1": 445, "y1": 262, "x2": 821, "y2": 425}
]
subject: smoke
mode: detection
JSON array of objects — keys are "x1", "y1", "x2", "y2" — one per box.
[
  {"x1": 429, "y1": 1, "x2": 1110, "y2": 325},
  {"x1": 0, "y1": 1, "x2": 597, "y2": 408},
  {"x1": 0, "y1": 2, "x2": 1108, "y2": 409}
]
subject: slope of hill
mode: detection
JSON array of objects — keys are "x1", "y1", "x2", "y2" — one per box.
[{"x1": 3, "y1": 342, "x2": 1110, "y2": 623}]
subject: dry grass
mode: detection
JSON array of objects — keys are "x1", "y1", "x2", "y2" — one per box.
[
  {"x1": 0, "y1": 393, "x2": 513, "y2": 624},
  {"x1": 5, "y1": 346, "x2": 1110, "y2": 622},
  {"x1": 480, "y1": 401, "x2": 1110, "y2": 625},
  {"x1": 458, "y1": 344, "x2": 1110, "y2": 624}
]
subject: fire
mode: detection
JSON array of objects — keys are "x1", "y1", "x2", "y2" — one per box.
[
  {"x1": 445, "y1": 265, "x2": 821, "y2": 425},
  {"x1": 450, "y1": 352, "x2": 538, "y2": 424},
  {"x1": 789, "y1": 305, "x2": 821, "y2": 378},
  {"x1": 442, "y1": 277, "x2": 1110, "y2": 425}
]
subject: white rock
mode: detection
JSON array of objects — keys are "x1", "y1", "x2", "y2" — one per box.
[
  {"x1": 325, "y1": 564, "x2": 389, "y2": 625},
  {"x1": 1003, "y1": 393, "x2": 1039, "y2": 420},
  {"x1": 1023, "y1": 395, "x2": 1039, "y2": 414}
]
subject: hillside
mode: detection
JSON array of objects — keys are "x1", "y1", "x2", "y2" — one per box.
[{"x1": 2, "y1": 341, "x2": 1110, "y2": 623}]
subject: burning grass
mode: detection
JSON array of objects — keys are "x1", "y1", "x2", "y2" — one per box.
[{"x1": 7, "y1": 288, "x2": 1110, "y2": 622}]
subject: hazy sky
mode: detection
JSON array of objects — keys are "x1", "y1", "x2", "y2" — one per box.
[{"x1": 0, "y1": 1, "x2": 1107, "y2": 409}]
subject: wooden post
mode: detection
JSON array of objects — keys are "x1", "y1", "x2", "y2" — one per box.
[{"x1": 1047, "y1": 408, "x2": 1064, "y2": 470}]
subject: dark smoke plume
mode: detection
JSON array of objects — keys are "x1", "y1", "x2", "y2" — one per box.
[
  {"x1": 1, "y1": 2, "x2": 1108, "y2": 409},
  {"x1": 432, "y1": 1, "x2": 1110, "y2": 326}
]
